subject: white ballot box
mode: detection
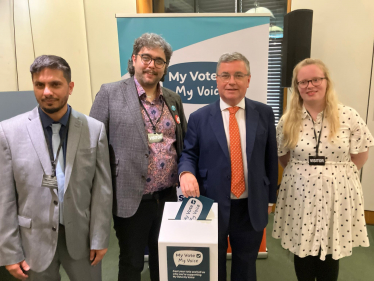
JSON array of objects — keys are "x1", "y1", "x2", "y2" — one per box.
[{"x1": 158, "y1": 202, "x2": 218, "y2": 281}]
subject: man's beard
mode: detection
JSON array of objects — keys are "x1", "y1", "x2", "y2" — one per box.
[
  {"x1": 137, "y1": 70, "x2": 161, "y2": 86},
  {"x1": 42, "y1": 106, "x2": 64, "y2": 114},
  {"x1": 41, "y1": 98, "x2": 67, "y2": 114}
]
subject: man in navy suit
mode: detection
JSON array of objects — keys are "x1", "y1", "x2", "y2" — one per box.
[{"x1": 178, "y1": 52, "x2": 278, "y2": 281}]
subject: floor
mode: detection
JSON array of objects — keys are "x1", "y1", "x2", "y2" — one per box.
[{"x1": 1, "y1": 214, "x2": 373, "y2": 280}]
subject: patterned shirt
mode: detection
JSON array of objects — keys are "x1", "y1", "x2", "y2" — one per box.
[{"x1": 134, "y1": 78, "x2": 178, "y2": 194}]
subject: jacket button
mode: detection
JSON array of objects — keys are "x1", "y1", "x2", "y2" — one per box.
[
  {"x1": 52, "y1": 227, "x2": 57, "y2": 231},
  {"x1": 54, "y1": 200, "x2": 58, "y2": 205}
]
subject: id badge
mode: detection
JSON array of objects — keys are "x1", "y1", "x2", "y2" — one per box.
[
  {"x1": 148, "y1": 133, "x2": 163, "y2": 143},
  {"x1": 42, "y1": 175, "x2": 58, "y2": 189},
  {"x1": 309, "y1": 156, "x2": 326, "y2": 166}
]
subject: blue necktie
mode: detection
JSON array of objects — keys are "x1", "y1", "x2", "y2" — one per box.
[{"x1": 51, "y1": 123, "x2": 65, "y2": 224}]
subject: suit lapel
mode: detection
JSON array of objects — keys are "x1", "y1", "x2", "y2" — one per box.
[
  {"x1": 121, "y1": 77, "x2": 148, "y2": 148},
  {"x1": 64, "y1": 109, "x2": 82, "y2": 193},
  {"x1": 162, "y1": 89, "x2": 178, "y2": 125},
  {"x1": 245, "y1": 99, "x2": 259, "y2": 164},
  {"x1": 210, "y1": 101, "x2": 230, "y2": 161},
  {"x1": 27, "y1": 107, "x2": 53, "y2": 175}
]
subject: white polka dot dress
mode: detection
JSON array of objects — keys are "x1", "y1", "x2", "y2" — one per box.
[{"x1": 272, "y1": 104, "x2": 374, "y2": 260}]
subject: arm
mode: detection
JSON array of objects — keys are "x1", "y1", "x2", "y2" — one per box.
[
  {"x1": 348, "y1": 107, "x2": 373, "y2": 170},
  {"x1": 6, "y1": 261, "x2": 30, "y2": 280},
  {"x1": 90, "y1": 84, "x2": 110, "y2": 136},
  {"x1": 351, "y1": 150, "x2": 369, "y2": 170},
  {"x1": 89, "y1": 123, "x2": 113, "y2": 265},
  {"x1": 279, "y1": 152, "x2": 290, "y2": 168},
  {"x1": 180, "y1": 172, "x2": 200, "y2": 198},
  {"x1": 178, "y1": 114, "x2": 200, "y2": 198},
  {"x1": 0, "y1": 124, "x2": 29, "y2": 279}
]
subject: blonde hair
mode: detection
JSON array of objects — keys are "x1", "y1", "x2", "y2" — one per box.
[{"x1": 282, "y1": 58, "x2": 340, "y2": 149}]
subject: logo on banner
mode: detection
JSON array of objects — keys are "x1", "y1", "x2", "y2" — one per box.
[{"x1": 164, "y1": 62, "x2": 219, "y2": 104}]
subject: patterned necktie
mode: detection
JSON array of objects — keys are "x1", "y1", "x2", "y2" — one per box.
[
  {"x1": 228, "y1": 107, "x2": 245, "y2": 198},
  {"x1": 51, "y1": 123, "x2": 65, "y2": 224}
]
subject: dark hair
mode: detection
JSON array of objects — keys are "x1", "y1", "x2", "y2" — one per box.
[
  {"x1": 127, "y1": 33, "x2": 173, "y2": 82},
  {"x1": 30, "y1": 55, "x2": 71, "y2": 83}
]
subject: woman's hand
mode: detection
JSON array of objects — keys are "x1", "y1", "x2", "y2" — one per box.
[{"x1": 279, "y1": 152, "x2": 290, "y2": 168}]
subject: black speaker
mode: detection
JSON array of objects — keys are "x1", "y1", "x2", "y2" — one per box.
[{"x1": 281, "y1": 9, "x2": 313, "y2": 88}]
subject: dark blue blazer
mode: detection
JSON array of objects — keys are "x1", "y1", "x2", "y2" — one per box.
[{"x1": 178, "y1": 98, "x2": 278, "y2": 233}]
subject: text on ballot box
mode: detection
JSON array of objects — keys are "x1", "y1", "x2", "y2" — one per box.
[{"x1": 159, "y1": 202, "x2": 218, "y2": 280}]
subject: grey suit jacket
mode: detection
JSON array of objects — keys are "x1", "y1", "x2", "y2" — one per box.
[
  {"x1": 90, "y1": 77, "x2": 187, "y2": 218},
  {"x1": 0, "y1": 107, "x2": 112, "y2": 272}
]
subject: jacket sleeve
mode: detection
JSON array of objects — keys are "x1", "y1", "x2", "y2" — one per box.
[
  {"x1": 265, "y1": 108, "x2": 278, "y2": 203},
  {"x1": 176, "y1": 94, "x2": 187, "y2": 138},
  {"x1": 89, "y1": 122, "x2": 113, "y2": 250},
  {"x1": 0, "y1": 124, "x2": 25, "y2": 266},
  {"x1": 90, "y1": 84, "x2": 110, "y2": 137},
  {"x1": 178, "y1": 112, "x2": 199, "y2": 178}
]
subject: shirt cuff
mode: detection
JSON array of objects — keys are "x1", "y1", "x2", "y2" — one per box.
[
  {"x1": 268, "y1": 203, "x2": 274, "y2": 206},
  {"x1": 179, "y1": 171, "x2": 192, "y2": 182}
]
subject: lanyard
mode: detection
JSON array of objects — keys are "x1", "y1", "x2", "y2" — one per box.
[
  {"x1": 42, "y1": 114, "x2": 70, "y2": 176},
  {"x1": 307, "y1": 111, "x2": 324, "y2": 156},
  {"x1": 139, "y1": 96, "x2": 164, "y2": 133}
]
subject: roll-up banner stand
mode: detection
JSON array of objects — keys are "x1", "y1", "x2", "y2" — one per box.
[{"x1": 116, "y1": 13, "x2": 270, "y2": 259}]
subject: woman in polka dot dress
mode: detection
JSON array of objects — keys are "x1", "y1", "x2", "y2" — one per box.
[{"x1": 272, "y1": 58, "x2": 373, "y2": 281}]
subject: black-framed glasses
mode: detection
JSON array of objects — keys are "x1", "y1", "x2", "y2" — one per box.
[
  {"x1": 137, "y1": 54, "x2": 166, "y2": 68},
  {"x1": 216, "y1": 72, "x2": 249, "y2": 83},
  {"x1": 297, "y1": 77, "x2": 326, "y2": 88}
]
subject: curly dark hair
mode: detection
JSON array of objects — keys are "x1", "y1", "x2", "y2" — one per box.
[{"x1": 127, "y1": 33, "x2": 173, "y2": 82}]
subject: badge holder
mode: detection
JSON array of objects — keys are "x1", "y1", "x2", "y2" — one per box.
[
  {"x1": 308, "y1": 112, "x2": 326, "y2": 166},
  {"x1": 42, "y1": 174, "x2": 58, "y2": 189},
  {"x1": 309, "y1": 155, "x2": 326, "y2": 166},
  {"x1": 148, "y1": 133, "x2": 163, "y2": 143}
]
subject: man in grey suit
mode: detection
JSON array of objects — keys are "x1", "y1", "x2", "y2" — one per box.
[
  {"x1": 90, "y1": 33, "x2": 187, "y2": 281},
  {"x1": 0, "y1": 55, "x2": 112, "y2": 281}
]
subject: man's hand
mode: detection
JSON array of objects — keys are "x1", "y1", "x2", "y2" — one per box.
[
  {"x1": 90, "y1": 248, "x2": 108, "y2": 266},
  {"x1": 180, "y1": 172, "x2": 200, "y2": 198},
  {"x1": 268, "y1": 206, "x2": 273, "y2": 214},
  {"x1": 5, "y1": 260, "x2": 30, "y2": 280}
]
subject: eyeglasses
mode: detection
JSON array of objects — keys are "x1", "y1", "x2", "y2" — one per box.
[
  {"x1": 216, "y1": 73, "x2": 249, "y2": 83},
  {"x1": 297, "y1": 77, "x2": 326, "y2": 88},
  {"x1": 137, "y1": 54, "x2": 166, "y2": 68}
]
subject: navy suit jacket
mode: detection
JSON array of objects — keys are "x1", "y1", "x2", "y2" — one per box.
[{"x1": 178, "y1": 98, "x2": 278, "y2": 233}]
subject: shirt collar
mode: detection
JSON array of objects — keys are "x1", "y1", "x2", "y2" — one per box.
[
  {"x1": 38, "y1": 105, "x2": 71, "y2": 128},
  {"x1": 302, "y1": 105, "x2": 309, "y2": 120},
  {"x1": 220, "y1": 97, "x2": 246, "y2": 112},
  {"x1": 302, "y1": 105, "x2": 324, "y2": 121},
  {"x1": 134, "y1": 77, "x2": 163, "y2": 100}
]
